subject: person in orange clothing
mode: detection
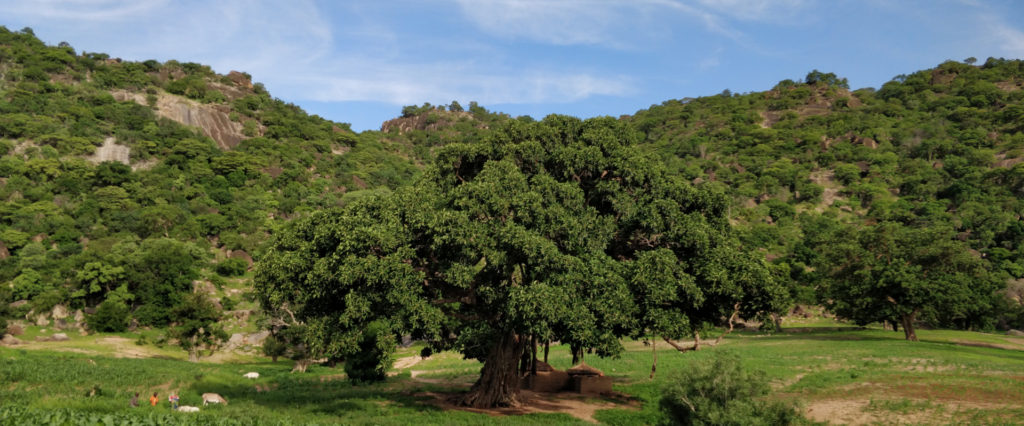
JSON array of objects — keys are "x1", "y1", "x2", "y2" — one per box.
[{"x1": 149, "y1": 392, "x2": 159, "y2": 407}]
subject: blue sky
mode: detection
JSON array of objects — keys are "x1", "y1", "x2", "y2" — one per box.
[{"x1": 1, "y1": 0, "x2": 1023, "y2": 131}]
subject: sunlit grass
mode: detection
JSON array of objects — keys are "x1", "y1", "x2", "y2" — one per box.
[{"x1": 3, "y1": 325, "x2": 1024, "y2": 425}]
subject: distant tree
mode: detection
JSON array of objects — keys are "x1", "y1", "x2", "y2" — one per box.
[
  {"x1": 129, "y1": 239, "x2": 202, "y2": 326},
  {"x1": 822, "y1": 222, "x2": 997, "y2": 340},
  {"x1": 86, "y1": 284, "x2": 133, "y2": 332},
  {"x1": 965, "y1": 57, "x2": 978, "y2": 65},
  {"x1": 804, "y1": 69, "x2": 849, "y2": 89},
  {"x1": 169, "y1": 292, "x2": 227, "y2": 362},
  {"x1": 449, "y1": 100, "x2": 464, "y2": 112},
  {"x1": 72, "y1": 261, "x2": 126, "y2": 306},
  {"x1": 261, "y1": 335, "x2": 288, "y2": 362}
]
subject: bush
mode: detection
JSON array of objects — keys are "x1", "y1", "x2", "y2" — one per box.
[
  {"x1": 343, "y1": 320, "x2": 395, "y2": 384},
  {"x1": 262, "y1": 335, "x2": 288, "y2": 362},
  {"x1": 215, "y1": 258, "x2": 248, "y2": 277},
  {"x1": 659, "y1": 352, "x2": 805, "y2": 425},
  {"x1": 87, "y1": 299, "x2": 130, "y2": 332}
]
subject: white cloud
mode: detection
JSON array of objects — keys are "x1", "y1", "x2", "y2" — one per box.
[
  {"x1": 451, "y1": 0, "x2": 651, "y2": 47},
  {"x1": 2, "y1": 0, "x2": 167, "y2": 21},
  {"x1": 991, "y1": 23, "x2": 1024, "y2": 58},
  {"x1": 288, "y1": 60, "x2": 633, "y2": 105},
  {"x1": 692, "y1": 0, "x2": 808, "y2": 22},
  {"x1": 0, "y1": 0, "x2": 632, "y2": 107}
]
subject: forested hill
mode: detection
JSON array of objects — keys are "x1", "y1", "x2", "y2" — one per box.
[
  {"x1": 628, "y1": 61, "x2": 1024, "y2": 329},
  {"x1": 0, "y1": 26, "x2": 431, "y2": 327},
  {"x1": 1, "y1": 24, "x2": 1023, "y2": 335}
]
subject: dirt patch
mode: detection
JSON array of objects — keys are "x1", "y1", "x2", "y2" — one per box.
[
  {"x1": 807, "y1": 398, "x2": 957, "y2": 425},
  {"x1": 393, "y1": 356, "x2": 423, "y2": 369},
  {"x1": 97, "y1": 336, "x2": 153, "y2": 358},
  {"x1": 808, "y1": 169, "x2": 842, "y2": 212},
  {"x1": 805, "y1": 399, "x2": 876, "y2": 425},
  {"x1": 415, "y1": 390, "x2": 640, "y2": 423}
]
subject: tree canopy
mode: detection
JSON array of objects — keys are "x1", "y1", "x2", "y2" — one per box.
[
  {"x1": 255, "y1": 116, "x2": 785, "y2": 407},
  {"x1": 821, "y1": 222, "x2": 998, "y2": 340}
]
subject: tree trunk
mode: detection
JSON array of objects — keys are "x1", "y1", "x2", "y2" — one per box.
[
  {"x1": 694, "y1": 331, "x2": 701, "y2": 351},
  {"x1": 188, "y1": 335, "x2": 199, "y2": 362},
  {"x1": 543, "y1": 341, "x2": 549, "y2": 364},
  {"x1": 649, "y1": 338, "x2": 657, "y2": 379},
  {"x1": 714, "y1": 303, "x2": 740, "y2": 345},
  {"x1": 460, "y1": 331, "x2": 526, "y2": 408},
  {"x1": 771, "y1": 312, "x2": 783, "y2": 331},
  {"x1": 530, "y1": 336, "x2": 538, "y2": 376},
  {"x1": 901, "y1": 310, "x2": 919, "y2": 341},
  {"x1": 291, "y1": 358, "x2": 312, "y2": 373}
]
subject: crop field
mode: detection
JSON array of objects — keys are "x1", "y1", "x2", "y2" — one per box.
[{"x1": 2, "y1": 325, "x2": 1024, "y2": 425}]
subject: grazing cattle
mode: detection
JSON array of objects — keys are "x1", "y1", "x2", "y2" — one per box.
[
  {"x1": 202, "y1": 393, "x2": 228, "y2": 405},
  {"x1": 178, "y1": 406, "x2": 200, "y2": 413},
  {"x1": 243, "y1": 372, "x2": 259, "y2": 379}
]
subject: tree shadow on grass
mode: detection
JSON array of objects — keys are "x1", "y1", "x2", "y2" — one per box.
[{"x1": 185, "y1": 376, "x2": 447, "y2": 416}]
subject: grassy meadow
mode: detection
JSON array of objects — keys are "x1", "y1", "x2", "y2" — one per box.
[{"x1": 3, "y1": 323, "x2": 1024, "y2": 425}]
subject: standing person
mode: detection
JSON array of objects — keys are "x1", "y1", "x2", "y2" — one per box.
[
  {"x1": 168, "y1": 392, "x2": 179, "y2": 410},
  {"x1": 149, "y1": 392, "x2": 159, "y2": 407},
  {"x1": 129, "y1": 392, "x2": 139, "y2": 407}
]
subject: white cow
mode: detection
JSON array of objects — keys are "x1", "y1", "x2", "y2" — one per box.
[
  {"x1": 243, "y1": 372, "x2": 259, "y2": 379},
  {"x1": 178, "y1": 406, "x2": 200, "y2": 413},
  {"x1": 202, "y1": 393, "x2": 228, "y2": 405}
]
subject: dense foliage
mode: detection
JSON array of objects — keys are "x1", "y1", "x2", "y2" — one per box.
[{"x1": 255, "y1": 115, "x2": 784, "y2": 407}]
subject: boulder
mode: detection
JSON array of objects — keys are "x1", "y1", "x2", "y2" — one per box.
[
  {"x1": 226, "y1": 333, "x2": 246, "y2": 349},
  {"x1": 7, "y1": 323, "x2": 24, "y2": 336},
  {"x1": 34, "y1": 314, "x2": 49, "y2": 326},
  {"x1": 1, "y1": 334, "x2": 21, "y2": 346},
  {"x1": 227, "y1": 250, "x2": 254, "y2": 267},
  {"x1": 73, "y1": 310, "x2": 85, "y2": 323},
  {"x1": 193, "y1": 280, "x2": 216, "y2": 295},
  {"x1": 9, "y1": 300, "x2": 28, "y2": 309},
  {"x1": 51, "y1": 304, "x2": 69, "y2": 320},
  {"x1": 1008, "y1": 329, "x2": 1024, "y2": 337},
  {"x1": 247, "y1": 330, "x2": 270, "y2": 345}
]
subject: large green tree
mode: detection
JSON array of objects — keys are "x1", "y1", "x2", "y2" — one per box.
[
  {"x1": 255, "y1": 116, "x2": 784, "y2": 408},
  {"x1": 822, "y1": 222, "x2": 997, "y2": 340}
]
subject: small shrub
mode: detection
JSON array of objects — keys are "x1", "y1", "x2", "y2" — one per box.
[
  {"x1": 659, "y1": 352, "x2": 805, "y2": 425},
  {"x1": 343, "y1": 320, "x2": 395, "y2": 384},
  {"x1": 87, "y1": 299, "x2": 130, "y2": 332},
  {"x1": 215, "y1": 258, "x2": 248, "y2": 277},
  {"x1": 262, "y1": 335, "x2": 287, "y2": 362}
]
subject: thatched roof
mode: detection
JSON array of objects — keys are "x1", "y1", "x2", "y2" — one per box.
[{"x1": 567, "y1": 362, "x2": 603, "y2": 377}]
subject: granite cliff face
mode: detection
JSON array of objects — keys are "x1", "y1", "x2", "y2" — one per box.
[{"x1": 111, "y1": 89, "x2": 251, "y2": 150}]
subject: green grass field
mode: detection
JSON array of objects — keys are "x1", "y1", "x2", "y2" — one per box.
[{"x1": 3, "y1": 325, "x2": 1024, "y2": 425}]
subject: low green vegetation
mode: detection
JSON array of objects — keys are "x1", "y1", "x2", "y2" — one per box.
[{"x1": 3, "y1": 326, "x2": 1024, "y2": 424}]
